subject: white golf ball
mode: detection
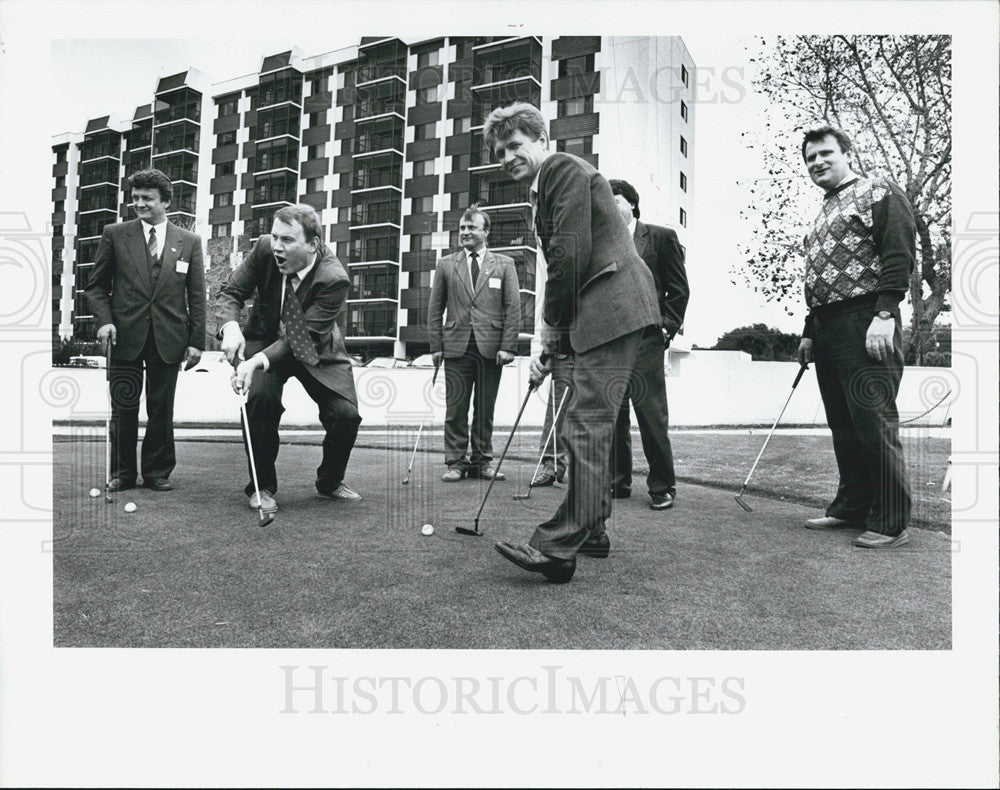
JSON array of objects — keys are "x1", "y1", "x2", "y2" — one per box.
[
  {"x1": 124, "y1": 502, "x2": 137, "y2": 513},
  {"x1": 89, "y1": 488, "x2": 101, "y2": 498},
  {"x1": 421, "y1": 523, "x2": 434, "y2": 536}
]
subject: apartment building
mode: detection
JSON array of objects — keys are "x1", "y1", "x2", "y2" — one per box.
[{"x1": 52, "y1": 38, "x2": 695, "y2": 357}]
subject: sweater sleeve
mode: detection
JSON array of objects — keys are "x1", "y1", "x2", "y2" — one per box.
[{"x1": 871, "y1": 181, "x2": 916, "y2": 315}]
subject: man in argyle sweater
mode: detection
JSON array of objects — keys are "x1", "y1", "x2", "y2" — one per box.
[{"x1": 796, "y1": 125, "x2": 916, "y2": 549}]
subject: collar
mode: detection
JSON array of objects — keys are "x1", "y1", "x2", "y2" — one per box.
[
  {"x1": 627, "y1": 216, "x2": 637, "y2": 235},
  {"x1": 529, "y1": 169, "x2": 541, "y2": 202},
  {"x1": 141, "y1": 218, "x2": 168, "y2": 236},
  {"x1": 290, "y1": 254, "x2": 318, "y2": 284},
  {"x1": 465, "y1": 244, "x2": 486, "y2": 259}
]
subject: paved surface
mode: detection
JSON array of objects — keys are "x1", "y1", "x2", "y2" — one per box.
[{"x1": 53, "y1": 440, "x2": 952, "y2": 650}]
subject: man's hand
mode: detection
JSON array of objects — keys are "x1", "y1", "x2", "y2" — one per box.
[
  {"x1": 182, "y1": 347, "x2": 202, "y2": 371},
  {"x1": 432, "y1": 351, "x2": 443, "y2": 369},
  {"x1": 231, "y1": 356, "x2": 262, "y2": 395},
  {"x1": 797, "y1": 338, "x2": 813, "y2": 366},
  {"x1": 97, "y1": 323, "x2": 117, "y2": 349},
  {"x1": 528, "y1": 354, "x2": 552, "y2": 388},
  {"x1": 496, "y1": 350, "x2": 515, "y2": 366},
  {"x1": 220, "y1": 324, "x2": 246, "y2": 366},
  {"x1": 866, "y1": 316, "x2": 895, "y2": 361},
  {"x1": 661, "y1": 327, "x2": 671, "y2": 349}
]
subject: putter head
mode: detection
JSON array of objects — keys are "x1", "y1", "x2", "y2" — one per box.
[
  {"x1": 455, "y1": 525, "x2": 482, "y2": 537},
  {"x1": 512, "y1": 492, "x2": 531, "y2": 500},
  {"x1": 401, "y1": 479, "x2": 409, "y2": 485},
  {"x1": 258, "y1": 509, "x2": 275, "y2": 527},
  {"x1": 734, "y1": 494, "x2": 753, "y2": 512}
]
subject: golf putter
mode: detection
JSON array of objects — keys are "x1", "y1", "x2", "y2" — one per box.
[
  {"x1": 458, "y1": 355, "x2": 549, "y2": 536},
  {"x1": 104, "y1": 337, "x2": 114, "y2": 503},
  {"x1": 735, "y1": 363, "x2": 808, "y2": 511},
  {"x1": 402, "y1": 365, "x2": 439, "y2": 485},
  {"x1": 513, "y1": 386, "x2": 568, "y2": 500},
  {"x1": 231, "y1": 356, "x2": 275, "y2": 528}
]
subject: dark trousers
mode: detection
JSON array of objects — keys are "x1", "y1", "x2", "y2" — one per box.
[
  {"x1": 813, "y1": 303, "x2": 911, "y2": 535},
  {"x1": 241, "y1": 356, "x2": 360, "y2": 496},
  {"x1": 530, "y1": 329, "x2": 643, "y2": 560},
  {"x1": 538, "y1": 355, "x2": 574, "y2": 477},
  {"x1": 609, "y1": 330, "x2": 677, "y2": 496},
  {"x1": 443, "y1": 335, "x2": 502, "y2": 470},
  {"x1": 109, "y1": 328, "x2": 179, "y2": 482}
]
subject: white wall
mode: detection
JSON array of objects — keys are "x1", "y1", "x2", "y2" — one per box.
[{"x1": 47, "y1": 351, "x2": 958, "y2": 428}]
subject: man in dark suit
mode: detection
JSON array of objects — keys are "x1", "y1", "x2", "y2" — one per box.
[
  {"x1": 215, "y1": 204, "x2": 361, "y2": 514},
  {"x1": 85, "y1": 168, "x2": 206, "y2": 492},
  {"x1": 486, "y1": 103, "x2": 661, "y2": 583},
  {"x1": 427, "y1": 206, "x2": 520, "y2": 481},
  {"x1": 608, "y1": 179, "x2": 689, "y2": 510}
]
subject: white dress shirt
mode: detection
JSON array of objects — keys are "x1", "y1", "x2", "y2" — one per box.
[{"x1": 141, "y1": 219, "x2": 168, "y2": 259}]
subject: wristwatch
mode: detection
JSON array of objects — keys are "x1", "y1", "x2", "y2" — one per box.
[{"x1": 876, "y1": 310, "x2": 893, "y2": 320}]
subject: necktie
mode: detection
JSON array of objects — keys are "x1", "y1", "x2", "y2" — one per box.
[
  {"x1": 147, "y1": 226, "x2": 158, "y2": 262},
  {"x1": 470, "y1": 252, "x2": 480, "y2": 290},
  {"x1": 281, "y1": 274, "x2": 320, "y2": 366}
]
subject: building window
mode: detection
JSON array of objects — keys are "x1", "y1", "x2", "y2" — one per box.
[
  {"x1": 55, "y1": 175, "x2": 66, "y2": 189},
  {"x1": 559, "y1": 54, "x2": 595, "y2": 77},
  {"x1": 411, "y1": 233, "x2": 433, "y2": 251},
  {"x1": 680, "y1": 100, "x2": 688, "y2": 122},
  {"x1": 680, "y1": 172, "x2": 687, "y2": 192},
  {"x1": 413, "y1": 159, "x2": 436, "y2": 177},
  {"x1": 680, "y1": 64, "x2": 689, "y2": 87},
  {"x1": 680, "y1": 136, "x2": 688, "y2": 157},
  {"x1": 416, "y1": 85, "x2": 438, "y2": 105},
  {"x1": 308, "y1": 109, "x2": 327, "y2": 127},
  {"x1": 213, "y1": 192, "x2": 232, "y2": 207},
  {"x1": 311, "y1": 72, "x2": 331, "y2": 95},
  {"x1": 417, "y1": 50, "x2": 440, "y2": 69},
  {"x1": 216, "y1": 160, "x2": 236, "y2": 176},
  {"x1": 307, "y1": 143, "x2": 325, "y2": 160},
  {"x1": 454, "y1": 116, "x2": 471, "y2": 134},
  {"x1": 557, "y1": 95, "x2": 594, "y2": 117},
  {"x1": 455, "y1": 39, "x2": 474, "y2": 60},
  {"x1": 412, "y1": 195, "x2": 434, "y2": 214},
  {"x1": 218, "y1": 130, "x2": 237, "y2": 146},
  {"x1": 53, "y1": 200, "x2": 65, "y2": 214},
  {"x1": 452, "y1": 153, "x2": 470, "y2": 172},
  {"x1": 55, "y1": 148, "x2": 67, "y2": 164},
  {"x1": 679, "y1": 207, "x2": 687, "y2": 227},
  {"x1": 409, "y1": 270, "x2": 433, "y2": 288},
  {"x1": 339, "y1": 206, "x2": 353, "y2": 224},
  {"x1": 218, "y1": 96, "x2": 239, "y2": 117},
  {"x1": 211, "y1": 223, "x2": 229, "y2": 238},
  {"x1": 306, "y1": 176, "x2": 325, "y2": 193},
  {"x1": 556, "y1": 136, "x2": 592, "y2": 156},
  {"x1": 451, "y1": 191, "x2": 469, "y2": 211},
  {"x1": 414, "y1": 122, "x2": 436, "y2": 141}
]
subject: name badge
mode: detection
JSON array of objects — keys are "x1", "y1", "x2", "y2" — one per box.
[
  {"x1": 176, "y1": 260, "x2": 189, "y2": 274},
  {"x1": 488, "y1": 277, "x2": 501, "y2": 289}
]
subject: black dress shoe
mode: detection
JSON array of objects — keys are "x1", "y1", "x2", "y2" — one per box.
[
  {"x1": 579, "y1": 532, "x2": 610, "y2": 559},
  {"x1": 494, "y1": 541, "x2": 575, "y2": 583},
  {"x1": 143, "y1": 478, "x2": 173, "y2": 492},
  {"x1": 610, "y1": 486, "x2": 631, "y2": 499},
  {"x1": 530, "y1": 469, "x2": 556, "y2": 487},
  {"x1": 107, "y1": 477, "x2": 136, "y2": 492}
]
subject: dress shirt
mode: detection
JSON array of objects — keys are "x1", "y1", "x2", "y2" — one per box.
[
  {"x1": 465, "y1": 244, "x2": 486, "y2": 290},
  {"x1": 141, "y1": 219, "x2": 168, "y2": 259}
]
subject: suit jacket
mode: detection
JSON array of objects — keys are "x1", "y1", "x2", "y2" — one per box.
[
  {"x1": 214, "y1": 236, "x2": 357, "y2": 404},
  {"x1": 85, "y1": 219, "x2": 206, "y2": 364},
  {"x1": 427, "y1": 248, "x2": 520, "y2": 359},
  {"x1": 535, "y1": 153, "x2": 660, "y2": 354},
  {"x1": 634, "y1": 220, "x2": 689, "y2": 340}
]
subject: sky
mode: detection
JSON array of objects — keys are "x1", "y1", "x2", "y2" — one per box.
[{"x1": 45, "y1": 29, "x2": 809, "y2": 349}]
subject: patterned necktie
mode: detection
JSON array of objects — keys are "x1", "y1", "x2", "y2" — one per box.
[
  {"x1": 282, "y1": 274, "x2": 319, "y2": 366},
  {"x1": 469, "y1": 251, "x2": 479, "y2": 290},
  {"x1": 147, "y1": 226, "x2": 158, "y2": 262}
]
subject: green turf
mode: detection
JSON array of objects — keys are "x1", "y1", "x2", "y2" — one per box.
[{"x1": 53, "y1": 440, "x2": 951, "y2": 649}]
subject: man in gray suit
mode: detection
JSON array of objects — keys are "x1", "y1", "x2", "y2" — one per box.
[
  {"x1": 487, "y1": 103, "x2": 661, "y2": 583},
  {"x1": 427, "y1": 206, "x2": 520, "y2": 481},
  {"x1": 85, "y1": 168, "x2": 206, "y2": 493}
]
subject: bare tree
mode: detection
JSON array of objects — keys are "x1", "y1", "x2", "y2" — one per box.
[{"x1": 738, "y1": 35, "x2": 951, "y2": 364}]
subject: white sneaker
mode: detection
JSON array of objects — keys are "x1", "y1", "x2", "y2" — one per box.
[{"x1": 249, "y1": 490, "x2": 278, "y2": 513}]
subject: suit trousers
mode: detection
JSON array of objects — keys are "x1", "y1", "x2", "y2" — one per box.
[
  {"x1": 241, "y1": 355, "x2": 360, "y2": 496},
  {"x1": 538, "y1": 355, "x2": 574, "y2": 477},
  {"x1": 529, "y1": 328, "x2": 644, "y2": 560},
  {"x1": 812, "y1": 302, "x2": 911, "y2": 535},
  {"x1": 443, "y1": 334, "x2": 502, "y2": 470},
  {"x1": 109, "y1": 327, "x2": 179, "y2": 481},
  {"x1": 609, "y1": 330, "x2": 676, "y2": 496}
]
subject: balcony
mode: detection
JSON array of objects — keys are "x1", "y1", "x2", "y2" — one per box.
[
  {"x1": 469, "y1": 171, "x2": 529, "y2": 207},
  {"x1": 349, "y1": 237, "x2": 400, "y2": 264},
  {"x1": 356, "y1": 63, "x2": 406, "y2": 85},
  {"x1": 354, "y1": 132, "x2": 404, "y2": 155},
  {"x1": 355, "y1": 98, "x2": 405, "y2": 120}
]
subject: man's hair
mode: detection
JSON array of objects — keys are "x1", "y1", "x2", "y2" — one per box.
[
  {"x1": 128, "y1": 168, "x2": 172, "y2": 204},
  {"x1": 274, "y1": 204, "x2": 324, "y2": 245},
  {"x1": 801, "y1": 125, "x2": 853, "y2": 161},
  {"x1": 483, "y1": 101, "x2": 547, "y2": 153},
  {"x1": 461, "y1": 202, "x2": 491, "y2": 232},
  {"x1": 609, "y1": 179, "x2": 641, "y2": 219}
]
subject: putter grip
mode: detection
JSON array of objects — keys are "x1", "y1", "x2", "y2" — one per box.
[{"x1": 792, "y1": 363, "x2": 808, "y2": 388}]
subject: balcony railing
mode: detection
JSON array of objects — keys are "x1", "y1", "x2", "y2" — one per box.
[
  {"x1": 352, "y1": 169, "x2": 402, "y2": 190},
  {"x1": 349, "y1": 241, "x2": 399, "y2": 263},
  {"x1": 352, "y1": 204, "x2": 401, "y2": 225},
  {"x1": 356, "y1": 63, "x2": 406, "y2": 83},
  {"x1": 355, "y1": 133, "x2": 404, "y2": 154},
  {"x1": 356, "y1": 99, "x2": 405, "y2": 119}
]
